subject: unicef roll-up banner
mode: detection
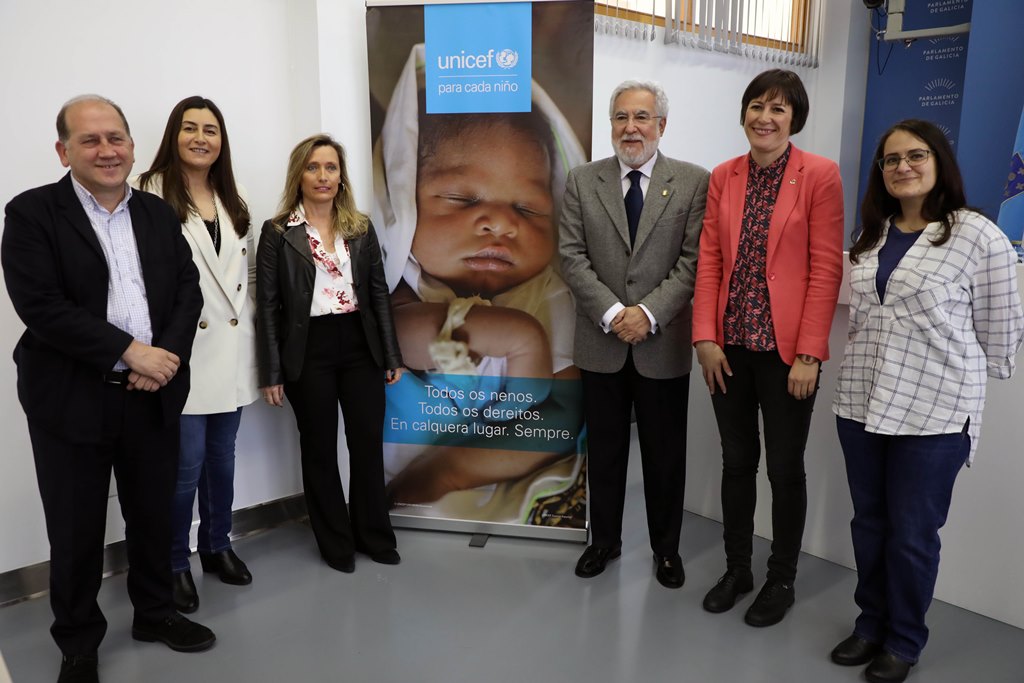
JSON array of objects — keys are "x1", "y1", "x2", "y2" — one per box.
[
  {"x1": 367, "y1": 1, "x2": 593, "y2": 541},
  {"x1": 856, "y1": 1, "x2": 972, "y2": 230}
]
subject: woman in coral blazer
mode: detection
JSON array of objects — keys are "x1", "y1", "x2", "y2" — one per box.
[{"x1": 692, "y1": 70, "x2": 844, "y2": 627}]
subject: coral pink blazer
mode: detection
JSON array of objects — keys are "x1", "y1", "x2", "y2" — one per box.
[{"x1": 692, "y1": 145, "x2": 844, "y2": 365}]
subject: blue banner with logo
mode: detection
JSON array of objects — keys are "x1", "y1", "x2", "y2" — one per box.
[
  {"x1": 997, "y1": 106, "x2": 1024, "y2": 257},
  {"x1": 855, "y1": 2, "x2": 972, "y2": 235},
  {"x1": 424, "y1": 3, "x2": 532, "y2": 114},
  {"x1": 366, "y1": 1, "x2": 593, "y2": 537}
]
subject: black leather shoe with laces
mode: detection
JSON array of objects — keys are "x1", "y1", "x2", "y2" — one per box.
[
  {"x1": 744, "y1": 579, "x2": 795, "y2": 627},
  {"x1": 702, "y1": 569, "x2": 754, "y2": 613}
]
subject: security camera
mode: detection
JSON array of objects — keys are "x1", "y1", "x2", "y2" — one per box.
[{"x1": 863, "y1": 0, "x2": 885, "y2": 8}]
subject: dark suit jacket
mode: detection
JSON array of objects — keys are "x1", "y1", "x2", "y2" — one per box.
[
  {"x1": 255, "y1": 218, "x2": 403, "y2": 386},
  {"x1": 1, "y1": 173, "x2": 203, "y2": 442},
  {"x1": 559, "y1": 153, "x2": 710, "y2": 379}
]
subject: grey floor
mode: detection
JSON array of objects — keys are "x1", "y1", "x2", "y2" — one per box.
[{"x1": 2, "y1": 458, "x2": 1023, "y2": 683}]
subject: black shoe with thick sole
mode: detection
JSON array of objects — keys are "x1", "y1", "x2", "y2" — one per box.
[
  {"x1": 131, "y1": 613, "x2": 216, "y2": 652},
  {"x1": 702, "y1": 569, "x2": 754, "y2": 613},
  {"x1": 743, "y1": 579, "x2": 795, "y2": 627},
  {"x1": 830, "y1": 634, "x2": 882, "y2": 666}
]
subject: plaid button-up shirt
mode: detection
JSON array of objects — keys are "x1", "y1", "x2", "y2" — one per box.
[{"x1": 833, "y1": 210, "x2": 1024, "y2": 463}]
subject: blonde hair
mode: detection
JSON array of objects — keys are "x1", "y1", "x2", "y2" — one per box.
[{"x1": 272, "y1": 134, "x2": 368, "y2": 240}]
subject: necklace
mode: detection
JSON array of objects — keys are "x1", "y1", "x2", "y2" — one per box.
[{"x1": 204, "y1": 208, "x2": 221, "y2": 253}]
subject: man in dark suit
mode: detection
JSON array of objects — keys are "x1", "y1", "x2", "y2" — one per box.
[
  {"x1": 559, "y1": 81, "x2": 709, "y2": 588},
  {"x1": 2, "y1": 95, "x2": 213, "y2": 682}
]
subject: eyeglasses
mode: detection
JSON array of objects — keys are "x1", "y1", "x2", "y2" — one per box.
[
  {"x1": 878, "y1": 149, "x2": 931, "y2": 172},
  {"x1": 611, "y1": 112, "x2": 662, "y2": 127}
]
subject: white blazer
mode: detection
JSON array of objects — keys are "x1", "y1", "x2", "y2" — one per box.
[{"x1": 130, "y1": 174, "x2": 259, "y2": 414}]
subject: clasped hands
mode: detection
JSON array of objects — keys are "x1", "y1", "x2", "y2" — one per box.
[
  {"x1": 611, "y1": 305, "x2": 651, "y2": 345},
  {"x1": 121, "y1": 340, "x2": 180, "y2": 392}
]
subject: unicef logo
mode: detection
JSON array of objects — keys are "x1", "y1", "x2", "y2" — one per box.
[{"x1": 496, "y1": 49, "x2": 519, "y2": 69}]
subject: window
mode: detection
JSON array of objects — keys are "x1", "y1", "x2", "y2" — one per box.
[{"x1": 595, "y1": 0, "x2": 823, "y2": 68}]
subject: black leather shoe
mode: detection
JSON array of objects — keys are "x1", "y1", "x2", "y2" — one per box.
[
  {"x1": 574, "y1": 545, "x2": 621, "y2": 578},
  {"x1": 58, "y1": 653, "x2": 98, "y2": 683},
  {"x1": 326, "y1": 555, "x2": 355, "y2": 573},
  {"x1": 830, "y1": 634, "x2": 882, "y2": 666},
  {"x1": 172, "y1": 570, "x2": 199, "y2": 614},
  {"x1": 370, "y1": 548, "x2": 401, "y2": 565},
  {"x1": 743, "y1": 580, "x2": 795, "y2": 627},
  {"x1": 199, "y1": 549, "x2": 252, "y2": 585},
  {"x1": 132, "y1": 613, "x2": 215, "y2": 652},
  {"x1": 653, "y1": 553, "x2": 685, "y2": 588},
  {"x1": 865, "y1": 652, "x2": 914, "y2": 683},
  {"x1": 702, "y1": 569, "x2": 754, "y2": 613}
]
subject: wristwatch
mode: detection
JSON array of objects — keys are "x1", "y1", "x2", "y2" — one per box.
[{"x1": 796, "y1": 354, "x2": 820, "y2": 365}]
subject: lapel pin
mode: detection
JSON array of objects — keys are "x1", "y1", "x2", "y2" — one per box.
[
  {"x1": 789, "y1": 178, "x2": 797, "y2": 185},
  {"x1": 661, "y1": 189, "x2": 668, "y2": 197}
]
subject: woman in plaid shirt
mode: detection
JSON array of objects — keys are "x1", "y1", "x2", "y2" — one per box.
[{"x1": 830, "y1": 119, "x2": 1024, "y2": 683}]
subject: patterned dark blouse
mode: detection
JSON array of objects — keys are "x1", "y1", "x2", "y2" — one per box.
[{"x1": 723, "y1": 144, "x2": 791, "y2": 351}]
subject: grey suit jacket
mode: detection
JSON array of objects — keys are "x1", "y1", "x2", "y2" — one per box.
[{"x1": 559, "y1": 153, "x2": 709, "y2": 379}]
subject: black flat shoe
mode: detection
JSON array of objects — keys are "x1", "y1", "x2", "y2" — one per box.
[
  {"x1": 865, "y1": 652, "x2": 914, "y2": 683},
  {"x1": 199, "y1": 549, "x2": 252, "y2": 585},
  {"x1": 574, "y1": 545, "x2": 621, "y2": 578},
  {"x1": 744, "y1": 579, "x2": 795, "y2": 627},
  {"x1": 58, "y1": 653, "x2": 98, "y2": 683},
  {"x1": 702, "y1": 569, "x2": 754, "y2": 613},
  {"x1": 172, "y1": 570, "x2": 199, "y2": 614},
  {"x1": 830, "y1": 634, "x2": 882, "y2": 666},
  {"x1": 326, "y1": 555, "x2": 355, "y2": 573},
  {"x1": 370, "y1": 548, "x2": 401, "y2": 565},
  {"x1": 653, "y1": 553, "x2": 685, "y2": 589},
  {"x1": 132, "y1": 613, "x2": 216, "y2": 652}
]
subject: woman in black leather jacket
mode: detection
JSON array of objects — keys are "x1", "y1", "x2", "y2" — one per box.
[{"x1": 256, "y1": 134, "x2": 404, "y2": 573}]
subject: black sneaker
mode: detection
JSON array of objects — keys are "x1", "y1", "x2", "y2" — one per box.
[
  {"x1": 743, "y1": 579, "x2": 795, "y2": 627},
  {"x1": 132, "y1": 613, "x2": 216, "y2": 652}
]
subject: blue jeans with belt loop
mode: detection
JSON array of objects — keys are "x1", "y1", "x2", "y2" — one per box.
[
  {"x1": 172, "y1": 408, "x2": 244, "y2": 573},
  {"x1": 836, "y1": 416, "x2": 970, "y2": 664}
]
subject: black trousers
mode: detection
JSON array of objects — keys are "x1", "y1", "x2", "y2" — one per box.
[
  {"x1": 580, "y1": 352, "x2": 689, "y2": 556},
  {"x1": 28, "y1": 384, "x2": 177, "y2": 656},
  {"x1": 284, "y1": 313, "x2": 396, "y2": 563},
  {"x1": 709, "y1": 346, "x2": 816, "y2": 583}
]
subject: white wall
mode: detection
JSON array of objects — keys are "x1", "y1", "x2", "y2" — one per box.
[
  {"x1": 2, "y1": 0, "x2": 1022, "y2": 631},
  {"x1": 0, "y1": 0, "x2": 325, "y2": 572}
]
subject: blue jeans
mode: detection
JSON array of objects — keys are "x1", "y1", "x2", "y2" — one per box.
[
  {"x1": 172, "y1": 409, "x2": 243, "y2": 573},
  {"x1": 836, "y1": 416, "x2": 969, "y2": 664}
]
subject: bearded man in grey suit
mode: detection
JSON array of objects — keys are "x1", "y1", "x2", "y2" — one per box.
[{"x1": 559, "y1": 80, "x2": 709, "y2": 588}]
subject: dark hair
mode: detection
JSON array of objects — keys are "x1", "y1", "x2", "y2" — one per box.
[
  {"x1": 416, "y1": 91, "x2": 555, "y2": 183},
  {"x1": 740, "y1": 69, "x2": 809, "y2": 136},
  {"x1": 850, "y1": 119, "x2": 966, "y2": 263},
  {"x1": 138, "y1": 96, "x2": 250, "y2": 237},
  {"x1": 56, "y1": 94, "x2": 131, "y2": 143}
]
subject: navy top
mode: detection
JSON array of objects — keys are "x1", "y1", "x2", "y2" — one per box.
[{"x1": 876, "y1": 221, "x2": 922, "y2": 303}]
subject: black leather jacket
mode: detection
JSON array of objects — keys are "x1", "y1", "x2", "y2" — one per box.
[{"x1": 255, "y1": 217, "x2": 402, "y2": 386}]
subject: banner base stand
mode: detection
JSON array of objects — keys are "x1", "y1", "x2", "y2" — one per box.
[{"x1": 389, "y1": 512, "x2": 588, "y2": 544}]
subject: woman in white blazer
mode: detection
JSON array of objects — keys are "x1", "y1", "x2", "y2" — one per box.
[{"x1": 134, "y1": 96, "x2": 259, "y2": 614}]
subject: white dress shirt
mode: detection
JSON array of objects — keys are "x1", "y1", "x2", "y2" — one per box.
[{"x1": 71, "y1": 175, "x2": 152, "y2": 370}]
